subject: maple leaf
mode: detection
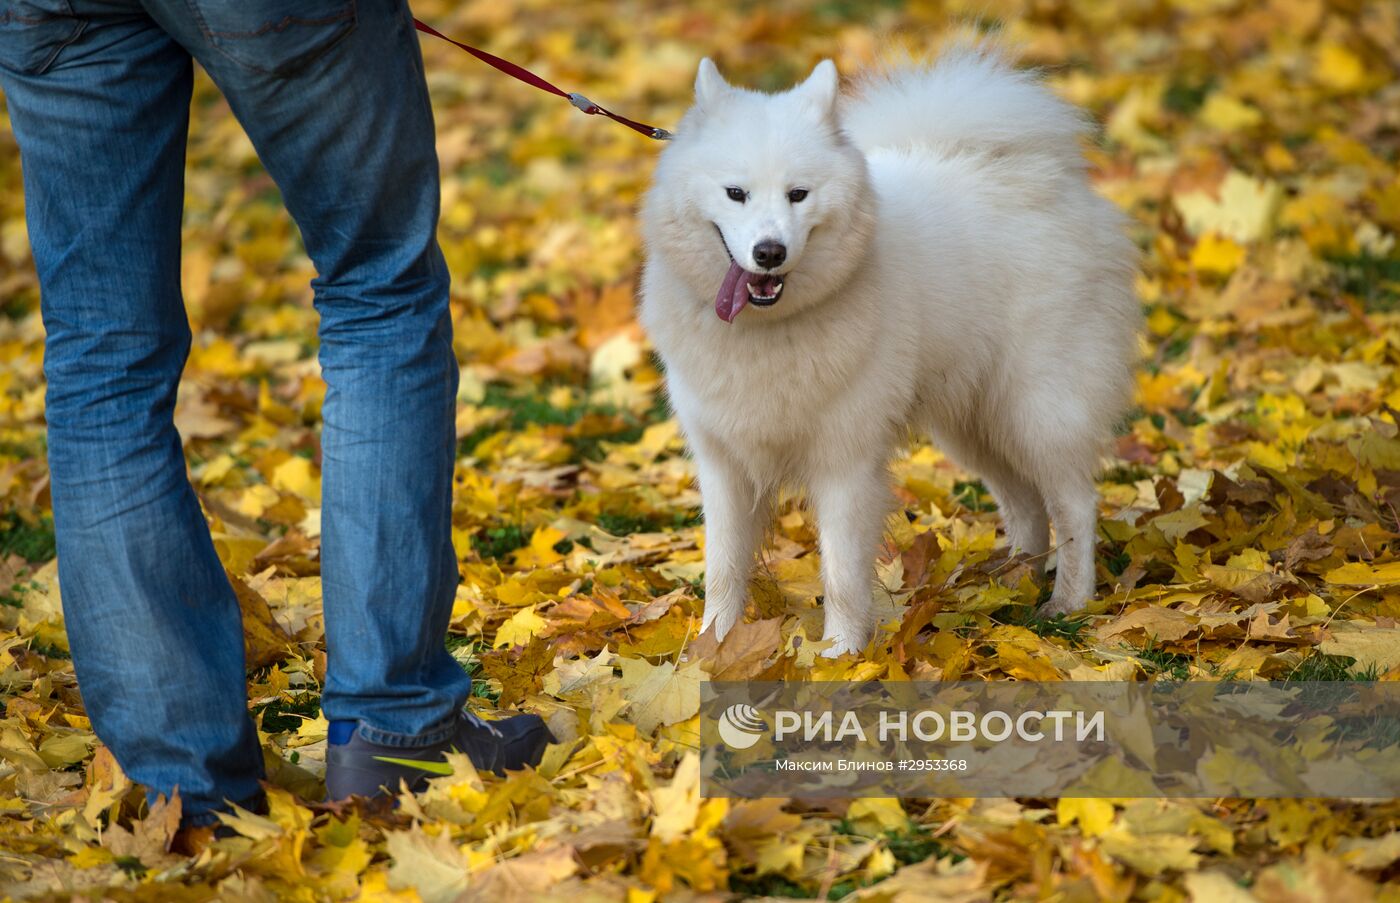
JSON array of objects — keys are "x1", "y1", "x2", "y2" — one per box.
[
  {"x1": 618, "y1": 656, "x2": 702, "y2": 734},
  {"x1": 688, "y1": 616, "x2": 782, "y2": 680},
  {"x1": 492, "y1": 603, "x2": 547, "y2": 648},
  {"x1": 384, "y1": 825, "x2": 470, "y2": 903},
  {"x1": 1175, "y1": 170, "x2": 1282, "y2": 243},
  {"x1": 509, "y1": 525, "x2": 568, "y2": 569},
  {"x1": 1318, "y1": 623, "x2": 1400, "y2": 673}
]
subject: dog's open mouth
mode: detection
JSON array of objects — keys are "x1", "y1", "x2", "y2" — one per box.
[
  {"x1": 717, "y1": 263, "x2": 784, "y2": 321},
  {"x1": 713, "y1": 225, "x2": 785, "y2": 322}
]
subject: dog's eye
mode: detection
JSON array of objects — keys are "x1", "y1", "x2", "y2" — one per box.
[
  {"x1": 725, "y1": 186, "x2": 747, "y2": 203},
  {"x1": 788, "y1": 188, "x2": 809, "y2": 203}
]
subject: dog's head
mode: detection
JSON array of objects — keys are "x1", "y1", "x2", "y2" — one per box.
[{"x1": 642, "y1": 58, "x2": 874, "y2": 323}]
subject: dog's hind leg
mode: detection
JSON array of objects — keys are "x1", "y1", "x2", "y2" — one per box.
[
  {"x1": 696, "y1": 447, "x2": 768, "y2": 642},
  {"x1": 810, "y1": 460, "x2": 890, "y2": 657},
  {"x1": 995, "y1": 384, "x2": 1104, "y2": 615},
  {"x1": 929, "y1": 423, "x2": 1049, "y2": 562},
  {"x1": 1038, "y1": 468, "x2": 1100, "y2": 616},
  {"x1": 981, "y1": 465, "x2": 1050, "y2": 561}
]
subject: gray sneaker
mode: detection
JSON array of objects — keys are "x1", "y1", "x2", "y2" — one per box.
[{"x1": 324, "y1": 710, "x2": 554, "y2": 801}]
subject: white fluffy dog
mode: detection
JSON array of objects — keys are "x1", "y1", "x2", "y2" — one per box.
[{"x1": 638, "y1": 49, "x2": 1140, "y2": 656}]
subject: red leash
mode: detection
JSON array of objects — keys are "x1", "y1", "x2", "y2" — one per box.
[{"x1": 413, "y1": 18, "x2": 673, "y2": 141}]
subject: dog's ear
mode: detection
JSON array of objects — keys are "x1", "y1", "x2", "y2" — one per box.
[
  {"x1": 796, "y1": 59, "x2": 839, "y2": 119},
  {"x1": 695, "y1": 58, "x2": 730, "y2": 109}
]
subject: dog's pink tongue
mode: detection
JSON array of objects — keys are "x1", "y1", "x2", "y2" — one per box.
[{"x1": 715, "y1": 260, "x2": 749, "y2": 323}]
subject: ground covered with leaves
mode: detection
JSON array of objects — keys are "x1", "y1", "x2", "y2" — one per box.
[{"x1": 2, "y1": 0, "x2": 1400, "y2": 899}]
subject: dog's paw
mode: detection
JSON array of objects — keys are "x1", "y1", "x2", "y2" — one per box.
[
  {"x1": 1038, "y1": 594, "x2": 1087, "y2": 618},
  {"x1": 818, "y1": 629, "x2": 868, "y2": 659},
  {"x1": 699, "y1": 603, "x2": 741, "y2": 643}
]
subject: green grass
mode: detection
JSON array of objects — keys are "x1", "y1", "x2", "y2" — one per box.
[
  {"x1": 1285, "y1": 652, "x2": 1380, "y2": 682},
  {"x1": 824, "y1": 823, "x2": 962, "y2": 899},
  {"x1": 253, "y1": 691, "x2": 322, "y2": 733},
  {"x1": 885, "y1": 824, "x2": 956, "y2": 866},
  {"x1": 728, "y1": 874, "x2": 814, "y2": 899},
  {"x1": 595, "y1": 509, "x2": 701, "y2": 536},
  {"x1": 1100, "y1": 464, "x2": 1152, "y2": 484},
  {"x1": 0, "y1": 577, "x2": 40, "y2": 610},
  {"x1": 27, "y1": 641, "x2": 70, "y2": 661},
  {"x1": 1327, "y1": 251, "x2": 1400, "y2": 312},
  {"x1": 1104, "y1": 547, "x2": 1133, "y2": 576},
  {"x1": 997, "y1": 606, "x2": 1091, "y2": 643},
  {"x1": 1280, "y1": 661, "x2": 1396, "y2": 750},
  {"x1": 570, "y1": 425, "x2": 645, "y2": 463},
  {"x1": 1138, "y1": 636, "x2": 1191, "y2": 680},
  {"x1": 1160, "y1": 333, "x2": 1193, "y2": 361},
  {"x1": 951, "y1": 479, "x2": 996, "y2": 513},
  {"x1": 1161, "y1": 74, "x2": 1215, "y2": 116},
  {"x1": 471, "y1": 521, "x2": 578, "y2": 561},
  {"x1": 445, "y1": 634, "x2": 476, "y2": 656},
  {"x1": 1331, "y1": 710, "x2": 1400, "y2": 750},
  {"x1": 446, "y1": 634, "x2": 498, "y2": 701},
  {"x1": 458, "y1": 381, "x2": 671, "y2": 463},
  {"x1": 0, "y1": 436, "x2": 43, "y2": 459},
  {"x1": 113, "y1": 856, "x2": 147, "y2": 878},
  {"x1": 812, "y1": 0, "x2": 905, "y2": 23},
  {"x1": 473, "y1": 524, "x2": 528, "y2": 560},
  {"x1": 456, "y1": 383, "x2": 579, "y2": 458},
  {"x1": 1, "y1": 288, "x2": 38, "y2": 320},
  {"x1": 1330, "y1": 708, "x2": 1400, "y2": 750},
  {"x1": 0, "y1": 512, "x2": 55, "y2": 563},
  {"x1": 1144, "y1": 407, "x2": 1206, "y2": 431}
]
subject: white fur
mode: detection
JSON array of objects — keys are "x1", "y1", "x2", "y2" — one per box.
[{"x1": 638, "y1": 48, "x2": 1140, "y2": 656}]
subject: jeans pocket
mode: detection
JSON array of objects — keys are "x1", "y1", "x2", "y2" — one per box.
[
  {"x1": 187, "y1": 0, "x2": 357, "y2": 77},
  {"x1": 0, "y1": 0, "x2": 85, "y2": 75}
]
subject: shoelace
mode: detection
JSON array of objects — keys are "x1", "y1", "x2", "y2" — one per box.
[{"x1": 463, "y1": 709, "x2": 504, "y2": 739}]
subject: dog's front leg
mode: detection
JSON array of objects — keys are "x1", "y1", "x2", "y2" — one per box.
[
  {"x1": 811, "y1": 462, "x2": 888, "y2": 657},
  {"x1": 696, "y1": 449, "x2": 766, "y2": 642}
]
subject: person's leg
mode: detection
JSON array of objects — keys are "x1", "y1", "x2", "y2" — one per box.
[
  {"x1": 141, "y1": 0, "x2": 471, "y2": 745},
  {"x1": 0, "y1": 2, "x2": 264, "y2": 823}
]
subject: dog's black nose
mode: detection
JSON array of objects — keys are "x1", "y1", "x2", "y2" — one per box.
[{"x1": 752, "y1": 240, "x2": 786, "y2": 269}]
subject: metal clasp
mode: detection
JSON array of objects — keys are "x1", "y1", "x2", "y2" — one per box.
[{"x1": 568, "y1": 92, "x2": 598, "y2": 114}]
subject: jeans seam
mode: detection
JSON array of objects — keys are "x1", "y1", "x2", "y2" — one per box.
[
  {"x1": 5, "y1": 1, "x2": 87, "y2": 77},
  {"x1": 179, "y1": 0, "x2": 359, "y2": 77},
  {"x1": 204, "y1": 12, "x2": 353, "y2": 39},
  {"x1": 177, "y1": 0, "x2": 213, "y2": 41},
  {"x1": 0, "y1": 0, "x2": 75, "y2": 24},
  {"x1": 33, "y1": 18, "x2": 84, "y2": 75},
  {"x1": 0, "y1": 12, "x2": 64, "y2": 25}
]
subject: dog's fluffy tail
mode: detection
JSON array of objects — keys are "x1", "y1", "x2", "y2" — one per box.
[{"x1": 840, "y1": 46, "x2": 1087, "y2": 166}]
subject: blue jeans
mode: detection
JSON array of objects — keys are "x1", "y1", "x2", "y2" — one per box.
[{"x1": 0, "y1": 0, "x2": 472, "y2": 825}]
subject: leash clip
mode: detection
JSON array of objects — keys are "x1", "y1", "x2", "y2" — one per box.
[
  {"x1": 568, "y1": 92, "x2": 599, "y2": 114},
  {"x1": 416, "y1": 18, "x2": 673, "y2": 144}
]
